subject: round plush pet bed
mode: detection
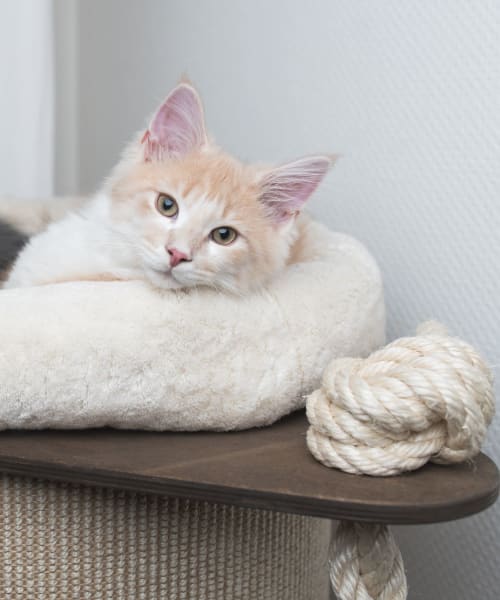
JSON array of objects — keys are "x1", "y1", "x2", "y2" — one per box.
[{"x1": 0, "y1": 219, "x2": 384, "y2": 431}]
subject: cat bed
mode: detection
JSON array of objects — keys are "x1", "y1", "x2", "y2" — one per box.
[{"x1": 0, "y1": 220, "x2": 384, "y2": 431}]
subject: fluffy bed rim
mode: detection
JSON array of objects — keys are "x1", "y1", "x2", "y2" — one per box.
[{"x1": 0, "y1": 219, "x2": 385, "y2": 431}]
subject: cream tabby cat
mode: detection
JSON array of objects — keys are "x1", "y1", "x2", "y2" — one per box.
[{"x1": 5, "y1": 83, "x2": 334, "y2": 293}]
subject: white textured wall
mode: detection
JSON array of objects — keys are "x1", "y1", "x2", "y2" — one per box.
[
  {"x1": 0, "y1": 0, "x2": 54, "y2": 196},
  {"x1": 73, "y1": 2, "x2": 500, "y2": 598},
  {"x1": 54, "y1": 0, "x2": 78, "y2": 195}
]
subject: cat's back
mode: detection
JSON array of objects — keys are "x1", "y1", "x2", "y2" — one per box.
[
  {"x1": 0, "y1": 195, "x2": 87, "y2": 236},
  {"x1": 3, "y1": 195, "x2": 111, "y2": 288}
]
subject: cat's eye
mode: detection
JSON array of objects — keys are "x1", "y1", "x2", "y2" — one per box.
[
  {"x1": 211, "y1": 227, "x2": 238, "y2": 246},
  {"x1": 156, "y1": 194, "x2": 178, "y2": 218}
]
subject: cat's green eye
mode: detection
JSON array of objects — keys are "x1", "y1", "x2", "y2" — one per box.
[
  {"x1": 211, "y1": 227, "x2": 238, "y2": 246},
  {"x1": 156, "y1": 194, "x2": 178, "y2": 218}
]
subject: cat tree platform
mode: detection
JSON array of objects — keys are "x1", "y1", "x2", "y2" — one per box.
[{"x1": 0, "y1": 411, "x2": 498, "y2": 599}]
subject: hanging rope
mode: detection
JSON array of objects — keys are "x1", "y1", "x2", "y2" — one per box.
[
  {"x1": 330, "y1": 522, "x2": 407, "y2": 600},
  {"x1": 306, "y1": 321, "x2": 495, "y2": 476}
]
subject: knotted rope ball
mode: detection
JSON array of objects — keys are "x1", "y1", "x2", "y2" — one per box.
[{"x1": 306, "y1": 321, "x2": 495, "y2": 476}]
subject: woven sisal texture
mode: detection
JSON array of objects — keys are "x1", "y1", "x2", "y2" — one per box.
[{"x1": 0, "y1": 475, "x2": 330, "y2": 599}]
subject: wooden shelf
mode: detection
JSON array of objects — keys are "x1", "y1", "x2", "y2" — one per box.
[{"x1": 0, "y1": 411, "x2": 497, "y2": 524}]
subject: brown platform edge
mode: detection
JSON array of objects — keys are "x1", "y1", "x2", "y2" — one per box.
[{"x1": 0, "y1": 455, "x2": 497, "y2": 525}]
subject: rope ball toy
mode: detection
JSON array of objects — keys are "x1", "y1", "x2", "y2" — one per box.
[{"x1": 306, "y1": 321, "x2": 495, "y2": 600}]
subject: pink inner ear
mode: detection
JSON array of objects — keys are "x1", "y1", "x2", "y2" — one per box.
[
  {"x1": 143, "y1": 84, "x2": 207, "y2": 161},
  {"x1": 259, "y1": 156, "x2": 333, "y2": 223}
]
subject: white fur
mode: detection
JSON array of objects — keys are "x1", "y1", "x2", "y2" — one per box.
[
  {"x1": 4, "y1": 181, "x2": 302, "y2": 293},
  {"x1": 3, "y1": 193, "x2": 145, "y2": 288},
  {"x1": 0, "y1": 195, "x2": 86, "y2": 236},
  {"x1": 4, "y1": 187, "x2": 291, "y2": 293},
  {"x1": 0, "y1": 220, "x2": 385, "y2": 431}
]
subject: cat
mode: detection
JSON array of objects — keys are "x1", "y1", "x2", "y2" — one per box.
[{"x1": 4, "y1": 83, "x2": 334, "y2": 294}]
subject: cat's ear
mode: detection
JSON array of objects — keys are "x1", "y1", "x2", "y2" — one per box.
[
  {"x1": 258, "y1": 155, "x2": 335, "y2": 224},
  {"x1": 142, "y1": 83, "x2": 207, "y2": 161}
]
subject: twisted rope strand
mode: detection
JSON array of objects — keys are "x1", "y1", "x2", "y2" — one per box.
[{"x1": 330, "y1": 522, "x2": 407, "y2": 600}]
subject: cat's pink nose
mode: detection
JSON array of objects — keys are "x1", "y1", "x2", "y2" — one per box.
[{"x1": 167, "y1": 246, "x2": 191, "y2": 268}]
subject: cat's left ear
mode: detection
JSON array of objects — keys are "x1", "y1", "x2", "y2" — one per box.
[
  {"x1": 142, "y1": 83, "x2": 207, "y2": 161},
  {"x1": 258, "y1": 155, "x2": 335, "y2": 224}
]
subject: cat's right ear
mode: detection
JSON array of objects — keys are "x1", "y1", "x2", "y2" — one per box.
[
  {"x1": 258, "y1": 155, "x2": 335, "y2": 224},
  {"x1": 141, "y1": 84, "x2": 207, "y2": 161}
]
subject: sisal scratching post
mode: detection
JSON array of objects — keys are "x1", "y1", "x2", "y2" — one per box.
[
  {"x1": 0, "y1": 475, "x2": 330, "y2": 600},
  {"x1": 307, "y1": 321, "x2": 495, "y2": 600}
]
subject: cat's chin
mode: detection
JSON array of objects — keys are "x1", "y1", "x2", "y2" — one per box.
[{"x1": 145, "y1": 268, "x2": 188, "y2": 290}]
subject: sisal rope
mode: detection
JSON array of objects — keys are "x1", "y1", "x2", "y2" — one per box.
[
  {"x1": 0, "y1": 475, "x2": 330, "y2": 600},
  {"x1": 306, "y1": 321, "x2": 495, "y2": 477},
  {"x1": 307, "y1": 321, "x2": 495, "y2": 600},
  {"x1": 330, "y1": 522, "x2": 407, "y2": 600}
]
